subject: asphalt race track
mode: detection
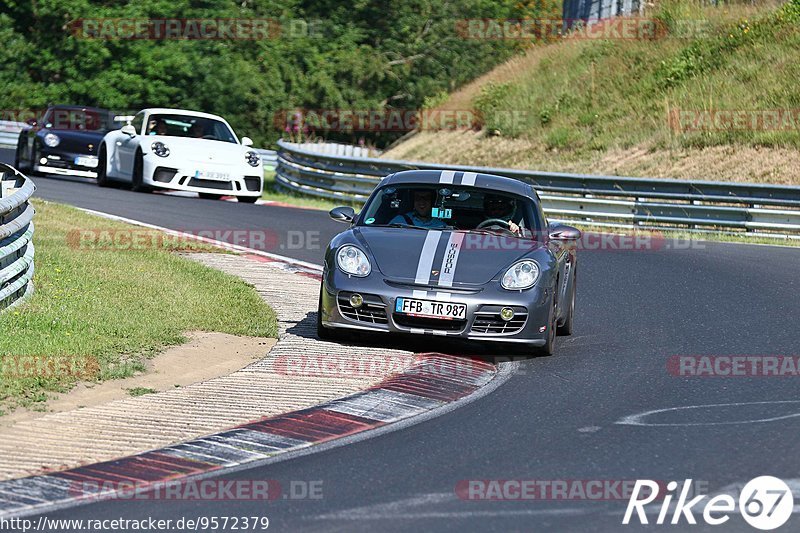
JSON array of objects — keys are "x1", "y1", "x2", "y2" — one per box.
[{"x1": 4, "y1": 148, "x2": 800, "y2": 531}]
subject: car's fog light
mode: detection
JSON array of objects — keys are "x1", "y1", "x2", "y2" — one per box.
[
  {"x1": 40, "y1": 157, "x2": 48, "y2": 165},
  {"x1": 500, "y1": 307, "x2": 515, "y2": 321},
  {"x1": 350, "y1": 294, "x2": 363, "y2": 308}
]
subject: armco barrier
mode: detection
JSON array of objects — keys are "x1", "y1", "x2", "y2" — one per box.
[
  {"x1": 275, "y1": 140, "x2": 800, "y2": 237},
  {"x1": 0, "y1": 164, "x2": 35, "y2": 311}
]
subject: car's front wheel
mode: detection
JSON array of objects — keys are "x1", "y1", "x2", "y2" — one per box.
[
  {"x1": 316, "y1": 285, "x2": 346, "y2": 342},
  {"x1": 96, "y1": 145, "x2": 109, "y2": 187},
  {"x1": 557, "y1": 269, "x2": 576, "y2": 336},
  {"x1": 199, "y1": 193, "x2": 223, "y2": 200},
  {"x1": 238, "y1": 196, "x2": 259, "y2": 204},
  {"x1": 130, "y1": 151, "x2": 150, "y2": 193},
  {"x1": 536, "y1": 291, "x2": 558, "y2": 357}
]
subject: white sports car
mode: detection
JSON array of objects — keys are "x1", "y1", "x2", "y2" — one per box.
[{"x1": 98, "y1": 108, "x2": 263, "y2": 202}]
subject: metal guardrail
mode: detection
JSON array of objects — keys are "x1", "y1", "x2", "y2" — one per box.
[
  {"x1": 275, "y1": 139, "x2": 800, "y2": 237},
  {"x1": 0, "y1": 164, "x2": 35, "y2": 312}
]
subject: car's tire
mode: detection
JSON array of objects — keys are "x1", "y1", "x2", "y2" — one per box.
[
  {"x1": 536, "y1": 290, "x2": 558, "y2": 357},
  {"x1": 13, "y1": 136, "x2": 23, "y2": 170},
  {"x1": 557, "y1": 269, "x2": 576, "y2": 336},
  {"x1": 316, "y1": 285, "x2": 345, "y2": 342},
  {"x1": 96, "y1": 145, "x2": 109, "y2": 187},
  {"x1": 238, "y1": 196, "x2": 259, "y2": 204},
  {"x1": 199, "y1": 193, "x2": 224, "y2": 200},
  {"x1": 130, "y1": 151, "x2": 150, "y2": 193},
  {"x1": 26, "y1": 143, "x2": 40, "y2": 175}
]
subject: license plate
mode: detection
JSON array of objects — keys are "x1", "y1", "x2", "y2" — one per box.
[
  {"x1": 395, "y1": 298, "x2": 466, "y2": 320},
  {"x1": 195, "y1": 170, "x2": 230, "y2": 181},
  {"x1": 74, "y1": 156, "x2": 98, "y2": 168}
]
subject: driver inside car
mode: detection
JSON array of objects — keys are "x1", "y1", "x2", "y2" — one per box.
[
  {"x1": 389, "y1": 189, "x2": 448, "y2": 229},
  {"x1": 481, "y1": 194, "x2": 522, "y2": 236}
]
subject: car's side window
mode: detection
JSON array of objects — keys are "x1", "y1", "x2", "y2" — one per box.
[{"x1": 130, "y1": 113, "x2": 144, "y2": 134}]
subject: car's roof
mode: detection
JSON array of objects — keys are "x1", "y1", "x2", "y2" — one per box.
[
  {"x1": 381, "y1": 170, "x2": 533, "y2": 197},
  {"x1": 140, "y1": 108, "x2": 227, "y2": 121}
]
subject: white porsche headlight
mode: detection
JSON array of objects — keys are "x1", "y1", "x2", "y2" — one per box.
[
  {"x1": 501, "y1": 260, "x2": 540, "y2": 290},
  {"x1": 245, "y1": 151, "x2": 260, "y2": 167},
  {"x1": 151, "y1": 141, "x2": 170, "y2": 157},
  {"x1": 44, "y1": 133, "x2": 60, "y2": 147},
  {"x1": 337, "y1": 245, "x2": 371, "y2": 277}
]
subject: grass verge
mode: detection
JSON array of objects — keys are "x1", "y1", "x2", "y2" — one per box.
[{"x1": 0, "y1": 199, "x2": 278, "y2": 415}]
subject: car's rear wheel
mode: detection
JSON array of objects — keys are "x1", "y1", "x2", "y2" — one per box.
[
  {"x1": 131, "y1": 151, "x2": 150, "y2": 193},
  {"x1": 199, "y1": 193, "x2": 223, "y2": 200},
  {"x1": 557, "y1": 270, "x2": 576, "y2": 336},
  {"x1": 13, "y1": 136, "x2": 24, "y2": 170},
  {"x1": 238, "y1": 196, "x2": 259, "y2": 204},
  {"x1": 96, "y1": 145, "x2": 109, "y2": 187}
]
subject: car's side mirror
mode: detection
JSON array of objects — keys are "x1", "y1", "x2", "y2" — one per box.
[
  {"x1": 26, "y1": 118, "x2": 37, "y2": 127},
  {"x1": 241, "y1": 136, "x2": 254, "y2": 147},
  {"x1": 121, "y1": 124, "x2": 137, "y2": 137},
  {"x1": 330, "y1": 206, "x2": 356, "y2": 224},
  {"x1": 548, "y1": 223, "x2": 581, "y2": 241}
]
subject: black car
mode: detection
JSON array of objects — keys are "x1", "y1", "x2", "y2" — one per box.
[{"x1": 14, "y1": 105, "x2": 117, "y2": 178}]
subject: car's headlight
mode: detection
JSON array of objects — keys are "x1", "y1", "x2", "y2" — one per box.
[
  {"x1": 245, "y1": 151, "x2": 260, "y2": 167},
  {"x1": 43, "y1": 133, "x2": 60, "y2": 147},
  {"x1": 337, "y1": 245, "x2": 371, "y2": 277},
  {"x1": 151, "y1": 142, "x2": 170, "y2": 157},
  {"x1": 501, "y1": 260, "x2": 540, "y2": 290}
]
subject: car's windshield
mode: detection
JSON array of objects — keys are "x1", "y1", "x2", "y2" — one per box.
[
  {"x1": 44, "y1": 108, "x2": 112, "y2": 132},
  {"x1": 145, "y1": 114, "x2": 237, "y2": 143},
  {"x1": 357, "y1": 184, "x2": 543, "y2": 238}
]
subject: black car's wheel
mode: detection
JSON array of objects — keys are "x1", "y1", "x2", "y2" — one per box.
[
  {"x1": 536, "y1": 290, "x2": 558, "y2": 357},
  {"x1": 238, "y1": 196, "x2": 259, "y2": 204},
  {"x1": 199, "y1": 193, "x2": 223, "y2": 200},
  {"x1": 130, "y1": 151, "x2": 150, "y2": 193},
  {"x1": 96, "y1": 145, "x2": 109, "y2": 187},
  {"x1": 316, "y1": 285, "x2": 346, "y2": 342},
  {"x1": 557, "y1": 270, "x2": 576, "y2": 336},
  {"x1": 13, "y1": 136, "x2": 24, "y2": 170}
]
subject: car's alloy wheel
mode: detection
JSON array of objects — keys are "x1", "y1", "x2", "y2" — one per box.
[
  {"x1": 199, "y1": 193, "x2": 223, "y2": 200},
  {"x1": 238, "y1": 196, "x2": 259, "y2": 203},
  {"x1": 131, "y1": 151, "x2": 150, "y2": 193}
]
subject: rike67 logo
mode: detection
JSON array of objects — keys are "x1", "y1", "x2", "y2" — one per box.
[{"x1": 623, "y1": 476, "x2": 794, "y2": 530}]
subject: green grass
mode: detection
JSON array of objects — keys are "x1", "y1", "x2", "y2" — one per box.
[
  {"x1": 127, "y1": 387, "x2": 157, "y2": 397},
  {"x1": 473, "y1": 0, "x2": 800, "y2": 153},
  {"x1": 0, "y1": 200, "x2": 278, "y2": 414},
  {"x1": 261, "y1": 171, "x2": 364, "y2": 211}
]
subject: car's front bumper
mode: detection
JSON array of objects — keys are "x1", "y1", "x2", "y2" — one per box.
[
  {"x1": 142, "y1": 157, "x2": 262, "y2": 197},
  {"x1": 320, "y1": 268, "x2": 552, "y2": 346},
  {"x1": 34, "y1": 150, "x2": 99, "y2": 178}
]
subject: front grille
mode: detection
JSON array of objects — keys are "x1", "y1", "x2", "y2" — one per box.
[
  {"x1": 244, "y1": 176, "x2": 261, "y2": 191},
  {"x1": 393, "y1": 314, "x2": 466, "y2": 332},
  {"x1": 337, "y1": 293, "x2": 388, "y2": 324},
  {"x1": 153, "y1": 167, "x2": 177, "y2": 183},
  {"x1": 471, "y1": 312, "x2": 527, "y2": 334},
  {"x1": 187, "y1": 178, "x2": 232, "y2": 190}
]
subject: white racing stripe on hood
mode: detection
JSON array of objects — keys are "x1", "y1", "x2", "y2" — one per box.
[
  {"x1": 461, "y1": 172, "x2": 477, "y2": 186},
  {"x1": 439, "y1": 170, "x2": 455, "y2": 184},
  {"x1": 414, "y1": 230, "x2": 443, "y2": 284},
  {"x1": 437, "y1": 232, "x2": 465, "y2": 287}
]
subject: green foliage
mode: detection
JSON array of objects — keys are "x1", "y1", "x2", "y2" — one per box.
[{"x1": 0, "y1": 0, "x2": 532, "y2": 147}]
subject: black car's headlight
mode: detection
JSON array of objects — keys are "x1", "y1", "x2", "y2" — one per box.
[
  {"x1": 501, "y1": 260, "x2": 540, "y2": 290},
  {"x1": 245, "y1": 151, "x2": 261, "y2": 167},
  {"x1": 337, "y1": 245, "x2": 371, "y2": 277},
  {"x1": 43, "y1": 133, "x2": 60, "y2": 147},
  {"x1": 151, "y1": 142, "x2": 170, "y2": 157}
]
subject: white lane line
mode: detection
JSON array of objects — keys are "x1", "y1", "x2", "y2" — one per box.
[
  {"x1": 414, "y1": 230, "x2": 442, "y2": 284},
  {"x1": 616, "y1": 400, "x2": 800, "y2": 427},
  {"x1": 72, "y1": 207, "x2": 323, "y2": 272}
]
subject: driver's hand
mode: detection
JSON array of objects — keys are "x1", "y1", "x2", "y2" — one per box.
[{"x1": 508, "y1": 221, "x2": 521, "y2": 235}]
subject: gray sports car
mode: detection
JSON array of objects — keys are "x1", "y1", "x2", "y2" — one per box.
[{"x1": 317, "y1": 170, "x2": 581, "y2": 355}]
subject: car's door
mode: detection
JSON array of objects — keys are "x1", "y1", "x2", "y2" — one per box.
[{"x1": 114, "y1": 112, "x2": 144, "y2": 180}]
